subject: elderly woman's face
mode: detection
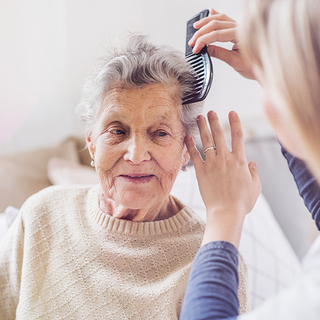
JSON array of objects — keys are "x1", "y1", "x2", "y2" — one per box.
[{"x1": 87, "y1": 83, "x2": 189, "y2": 220}]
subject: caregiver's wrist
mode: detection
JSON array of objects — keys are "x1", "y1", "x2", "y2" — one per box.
[
  {"x1": 206, "y1": 205, "x2": 247, "y2": 222},
  {"x1": 202, "y1": 208, "x2": 245, "y2": 248}
]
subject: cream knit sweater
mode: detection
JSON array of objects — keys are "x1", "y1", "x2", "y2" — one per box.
[{"x1": 0, "y1": 185, "x2": 249, "y2": 319}]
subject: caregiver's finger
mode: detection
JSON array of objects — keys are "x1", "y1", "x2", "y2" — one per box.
[
  {"x1": 194, "y1": 8, "x2": 235, "y2": 30},
  {"x1": 197, "y1": 115, "x2": 215, "y2": 155},
  {"x1": 189, "y1": 20, "x2": 236, "y2": 47},
  {"x1": 193, "y1": 15, "x2": 236, "y2": 31},
  {"x1": 207, "y1": 111, "x2": 228, "y2": 154},
  {"x1": 185, "y1": 135, "x2": 204, "y2": 169},
  {"x1": 229, "y1": 111, "x2": 245, "y2": 157},
  {"x1": 193, "y1": 28, "x2": 238, "y2": 54},
  {"x1": 208, "y1": 45, "x2": 256, "y2": 80},
  {"x1": 210, "y1": 8, "x2": 235, "y2": 22},
  {"x1": 209, "y1": 8, "x2": 219, "y2": 15},
  {"x1": 207, "y1": 45, "x2": 239, "y2": 66}
]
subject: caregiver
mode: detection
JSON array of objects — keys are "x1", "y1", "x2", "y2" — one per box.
[{"x1": 180, "y1": 1, "x2": 320, "y2": 319}]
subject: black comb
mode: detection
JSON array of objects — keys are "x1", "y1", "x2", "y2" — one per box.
[{"x1": 182, "y1": 10, "x2": 213, "y2": 105}]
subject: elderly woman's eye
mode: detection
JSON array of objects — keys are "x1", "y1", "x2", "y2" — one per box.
[
  {"x1": 111, "y1": 129, "x2": 126, "y2": 135},
  {"x1": 156, "y1": 131, "x2": 168, "y2": 137}
]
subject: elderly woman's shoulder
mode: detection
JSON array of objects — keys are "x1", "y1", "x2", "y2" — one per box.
[
  {"x1": 21, "y1": 184, "x2": 95, "y2": 214},
  {"x1": 32, "y1": 184, "x2": 93, "y2": 198}
]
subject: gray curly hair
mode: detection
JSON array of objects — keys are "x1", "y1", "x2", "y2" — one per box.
[{"x1": 76, "y1": 34, "x2": 204, "y2": 137}]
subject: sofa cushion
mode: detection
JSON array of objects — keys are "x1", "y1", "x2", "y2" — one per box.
[{"x1": 0, "y1": 137, "x2": 87, "y2": 212}]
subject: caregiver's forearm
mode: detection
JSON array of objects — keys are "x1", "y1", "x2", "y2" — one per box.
[{"x1": 180, "y1": 241, "x2": 239, "y2": 320}]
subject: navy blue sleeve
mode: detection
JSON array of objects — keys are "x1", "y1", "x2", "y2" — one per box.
[
  {"x1": 281, "y1": 147, "x2": 320, "y2": 230},
  {"x1": 180, "y1": 241, "x2": 239, "y2": 320}
]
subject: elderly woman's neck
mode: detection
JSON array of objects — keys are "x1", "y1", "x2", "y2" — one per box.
[{"x1": 99, "y1": 194, "x2": 182, "y2": 222}]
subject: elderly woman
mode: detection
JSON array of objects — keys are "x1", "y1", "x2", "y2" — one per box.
[{"x1": 0, "y1": 35, "x2": 248, "y2": 319}]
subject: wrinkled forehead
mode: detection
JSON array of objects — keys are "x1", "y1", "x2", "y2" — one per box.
[{"x1": 97, "y1": 84, "x2": 182, "y2": 124}]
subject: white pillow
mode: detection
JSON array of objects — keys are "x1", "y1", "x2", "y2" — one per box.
[
  {"x1": 171, "y1": 166, "x2": 301, "y2": 309},
  {"x1": 240, "y1": 195, "x2": 301, "y2": 309},
  {"x1": 244, "y1": 137, "x2": 313, "y2": 260}
]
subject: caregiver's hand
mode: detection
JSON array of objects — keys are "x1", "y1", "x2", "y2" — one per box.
[
  {"x1": 188, "y1": 8, "x2": 255, "y2": 80},
  {"x1": 185, "y1": 111, "x2": 261, "y2": 248}
]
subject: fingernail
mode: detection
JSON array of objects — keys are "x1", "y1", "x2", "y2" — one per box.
[
  {"x1": 230, "y1": 111, "x2": 237, "y2": 117},
  {"x1": 185, "y1": 135, "x2": 192, "y2": 141},
  {"x1": 188, "y1": 38, "x2": 193, "y2": 45},
  {"x1": 197, "y1": 115, "x2": 203, "y2": 121},
  {"x1": 193, "y1": 21, "x2": 199, "y2": 28},
  {"x1": 208, "y1": 110, "x2": 218, "y2": 119}
]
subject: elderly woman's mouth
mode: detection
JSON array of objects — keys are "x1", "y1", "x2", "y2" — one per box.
[{"x1": 119, "y1": 174, "x2": 155, "y2": 184}]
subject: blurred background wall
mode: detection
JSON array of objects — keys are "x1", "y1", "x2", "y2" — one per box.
[{"x1": 0, "y1": 0, "x2": 271, "y2": 155}]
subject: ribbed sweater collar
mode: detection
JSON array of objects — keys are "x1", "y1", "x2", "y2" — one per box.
[{"x1": 87, "y1": 185, "x2": 197, "y2": 236}]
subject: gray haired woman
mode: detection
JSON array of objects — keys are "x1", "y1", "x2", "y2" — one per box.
[{"x1": 0, "y1": 34, "x2": 248, "y2": 319}]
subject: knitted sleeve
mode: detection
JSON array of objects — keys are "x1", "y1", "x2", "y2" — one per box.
[
  {"x1": 0, "y1": 209, "x2": 24, "y2": 320},
  {"x1": 238, "y1": 253, "x2": 250, "y2": 314}
]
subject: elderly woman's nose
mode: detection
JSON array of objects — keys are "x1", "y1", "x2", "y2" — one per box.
[{"x1": 123, "y1": 135, "x2": 151, "y2": 164}]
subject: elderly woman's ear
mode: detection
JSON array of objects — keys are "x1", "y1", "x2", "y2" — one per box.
[
  {"x1": 86, "y1": 133, "x2": 95, "y2": 161},
  {"x1": 182, "y1": 146, "x2": 190, "y2": 168}
]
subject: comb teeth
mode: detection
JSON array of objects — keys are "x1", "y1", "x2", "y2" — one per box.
[{"x1": 183, "y1": 54, "x2": 206, "y2": 100}]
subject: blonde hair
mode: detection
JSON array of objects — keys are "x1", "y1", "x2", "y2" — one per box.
[{"x1": 240, "y1": 0, "x2": 320, "y2": 182}]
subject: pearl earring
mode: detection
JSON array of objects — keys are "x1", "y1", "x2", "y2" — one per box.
[{"x1": 90, "y1": 159, "x2": 95, "y2": 167}]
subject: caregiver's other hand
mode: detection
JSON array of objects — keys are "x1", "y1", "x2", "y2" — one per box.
[
  {"x1": 185, "y1": 111, "x2": 261, "y2": 248},
  {"x1": 188, "y1": 8, "x2": 255, "y2": 80}
]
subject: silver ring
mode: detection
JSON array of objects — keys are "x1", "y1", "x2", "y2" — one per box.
[{"x1": 204, "y1": 146, "x2": 216, "y2": 154}]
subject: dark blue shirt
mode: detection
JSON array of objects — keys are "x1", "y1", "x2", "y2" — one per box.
[{"x1": 281, "y1": 148, "x2": 320, "y2": 230}]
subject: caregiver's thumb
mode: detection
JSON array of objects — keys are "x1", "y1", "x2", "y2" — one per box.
[{"x1": 248, "y1": 161, "x2": 261, "y2": 186}]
